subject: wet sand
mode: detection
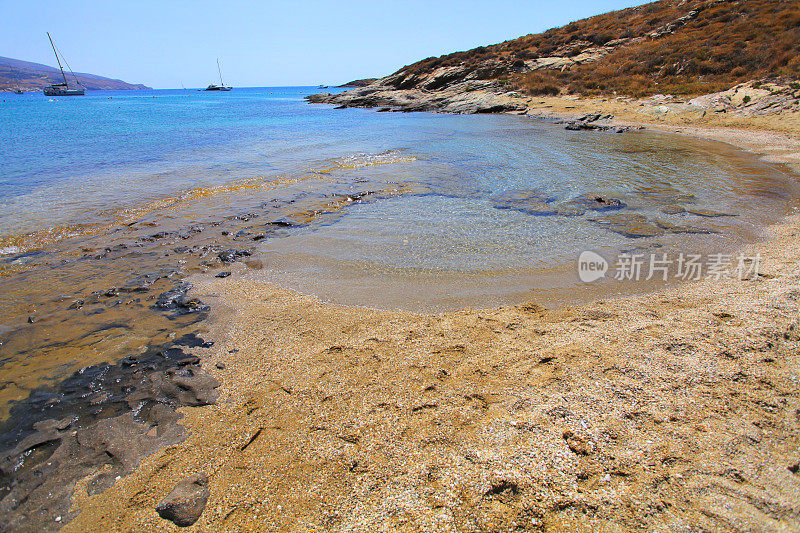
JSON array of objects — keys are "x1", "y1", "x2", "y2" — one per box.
[
  {"x1": 59, "y1": 108, "x2": 800, "y2": 531},
  {"x1": 63, "y1": 211, "x2": 800, "y2": 532}
]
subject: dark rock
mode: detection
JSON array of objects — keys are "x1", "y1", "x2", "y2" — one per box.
[
  {"x1": 266, "y1": 218, "x2": 297, "y2": 228},
  {"x1": 173, "y1": 333, "x2": 214, "y2": 348},
  {"x1": 564, "y1": 114, "x2": 641, "y2": 133},
  {"x1": 218, "y1": 249, "x2": 252, "y2": 263},
  {"x1": 67, "y1": 300, "x2": 84, "y2": 310},
  {"x1": 27, "y1": 316, "x2": 36, "y2": 324},
  {"x1": 155, "y1": 473, "x2": 210, "y2": 526},
  {"x1": 215, "y1": 271, "x2": 232, "y2": 278},
  {"x1": 231, "y1": 213, "x2": 259, "y2": 222},
  {"x1": 215, "y1": 362, "x2": 226, "y2": 370},
  {"x1": 156, "y1": 473, "x2": 209, "y2": 527},
  {"x1": 305, "y1": 92, "x2": 332, "y2": 103},
  {"x1": 484, "y1": 479, "x2": 521, "y2": 503},
  {"x1": 153, "y1": 283, "x2": 209, "y2": 316}
]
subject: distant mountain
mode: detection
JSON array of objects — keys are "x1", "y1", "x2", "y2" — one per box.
[{"x1": 0, "y1": 56, "x2": 151, "y2": 92}]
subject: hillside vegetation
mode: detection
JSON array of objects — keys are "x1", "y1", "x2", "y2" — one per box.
[
  {"x1": 385, "y1": 0, "x2": 799, "y2": 97},
  {"x1": 0, "y1": 56, "x2": 150, "y2": 92}
]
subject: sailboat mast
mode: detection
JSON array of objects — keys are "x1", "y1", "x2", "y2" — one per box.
[
  {"x1": 47, "y1": 32, "x2": 68, "y2": 86},
  {"x1": 217, "y1": 58, "x2": 224, "y2": 86}
]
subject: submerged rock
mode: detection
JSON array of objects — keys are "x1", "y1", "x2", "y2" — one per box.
[
  {"x1": 493, "y1": 190, "x2": 627, "y2": 218},
  {"x1": 593, "y1": 214, "x2": 665, "y2": 238},
  {"x1": 154, "y1": 283, "x2": 210, "y2": 316},
  {"x1": 661, "y1": 205, "x2": 687, "y2": 214},
  {"x1": 560, "y1": 194, "x2": 627, "y2": 215},
  {"x1": 156, "y1": 473, "x2": 210, "y2": 527},
  {"x1": 684, "y1": 207, "x2": 736, "y2": 218},
  {"x1": 218, "y1": 249, "x2": 252, "y2": 263},
  {"x1": 655, "y1": 219, "x2": 718, "y2": 234},
  {"x1": 491, "y1": 190, "x2": 559, "y2": 216}
]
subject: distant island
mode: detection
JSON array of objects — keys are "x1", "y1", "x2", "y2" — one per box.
[{"x1": 0, "y1": 56, "x2": 150, "y2": 92}]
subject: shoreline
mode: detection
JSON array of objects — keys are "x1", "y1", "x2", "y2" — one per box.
[
  {"x1": 522, "y1": 96, "x2": 800, "y2": 175},
  {"x1": 60, "y1": 98, "x2": 800, "y2": 531},
  {"x1": 309, "y1": 85, "x2": 800, "y2": 174}
]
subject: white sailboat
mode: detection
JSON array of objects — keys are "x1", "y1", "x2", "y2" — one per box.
[
  {"x1": 43, "y1": 32, "x2": 85, "y2": 96},
  {"x1": 204, "y1": 58, "x2": 232, "y2": 91}
]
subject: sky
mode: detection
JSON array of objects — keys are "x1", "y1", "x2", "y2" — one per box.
[{"x1": 1, "y1": 0, "x2": 650, "y2": 89}]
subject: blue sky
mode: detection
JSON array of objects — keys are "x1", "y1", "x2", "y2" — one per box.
[{"x1": 1, "y1": 0, "x2": 649, "y2": 88}]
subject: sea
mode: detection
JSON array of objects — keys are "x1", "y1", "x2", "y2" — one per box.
[{"x1": 1, "y1": 86, "x2": 796, "y2": 311}]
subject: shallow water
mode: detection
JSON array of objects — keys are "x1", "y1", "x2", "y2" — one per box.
[
  {"x1": 2, "y1": 87, "x2": 796, "y2": 311},
  {"x1": 0, "y1": 87, "x2": 797, "y2": 394}
]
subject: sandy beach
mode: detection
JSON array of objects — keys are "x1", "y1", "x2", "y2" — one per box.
[{"x1": 57, "y1": 99, "x2": 800, "y2": 532}]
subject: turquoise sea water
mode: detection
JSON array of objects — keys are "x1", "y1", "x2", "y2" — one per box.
[{"x1": 1, "y1": 86, "x2": 797, "y2": 308}]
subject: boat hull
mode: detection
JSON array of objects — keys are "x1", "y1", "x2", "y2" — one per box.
[
  {"x1": 44, "y1": 87, "x2": 85, "y2": 96},
  {"x1": 204, "y1": 85, "x2": 232, "y2": 91}
]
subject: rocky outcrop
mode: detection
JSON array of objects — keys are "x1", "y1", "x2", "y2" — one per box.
[
  {"x1": 0, "y1": 335, "x2": 220, "y2": 532},
  {"x1": 307, "y1": 80, "x2": 528, "y2": 114},
  {"x1": 687, "y1": 80, "x2": 800, "y2": 116},
  {"x1": 307, "y1": 0, "x2": 799, "y2": 117},
  {"x1": 563, "y1": 113, "x2": 643, "y2": 133}
]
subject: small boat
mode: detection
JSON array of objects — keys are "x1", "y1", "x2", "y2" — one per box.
[
  {"x1": 43, "y1": 32, "x2": 84, "y2": 96},
  {"x1": 204, "y1": 58, "x2": 232, "y2": 91},
  {"x1": 12, "y1": 88, "x2": 24, "y2": 94}
]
